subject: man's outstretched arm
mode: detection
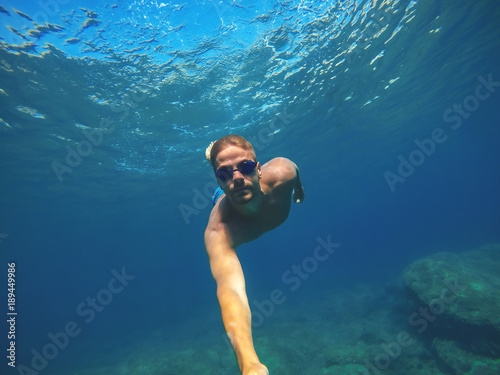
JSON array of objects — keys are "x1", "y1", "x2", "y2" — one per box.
[{"x1": 204, "y1": 229, "x2": 268, "y2": 375}]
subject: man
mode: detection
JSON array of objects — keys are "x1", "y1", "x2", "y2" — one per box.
[{"x1": 204, "y1": 135, "x2": 305, "y2": 375}]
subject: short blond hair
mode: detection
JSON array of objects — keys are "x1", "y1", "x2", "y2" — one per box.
[{"x1": 205, "y1": 135, "x2": 256, "y2": 170}]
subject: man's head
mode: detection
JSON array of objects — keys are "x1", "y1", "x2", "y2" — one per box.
[
  {"x1": 206, "y1": 135, "x2": 261, "y2": 205},
  {"x1": 206, "y1": 134, "x2": 256, "y2": 169}
]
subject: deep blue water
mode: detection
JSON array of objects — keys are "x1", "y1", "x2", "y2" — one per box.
[{"x1": 1, "y1": 0, "x2": 499, "y2": 374}]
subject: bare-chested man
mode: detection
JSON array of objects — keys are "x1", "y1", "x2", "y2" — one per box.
[{"x1": 204, "y1": 135, "x2": 305, "y2": 375}]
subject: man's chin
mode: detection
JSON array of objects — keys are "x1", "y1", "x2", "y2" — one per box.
[{"x1": 231, "y1": 189, "x2": 253, "y2": 204}]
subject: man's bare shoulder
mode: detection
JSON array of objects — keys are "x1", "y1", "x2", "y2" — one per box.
[
  {"x1": 205, "y1": 205, "x2": 227, "y2": 238},
  {"x1": 205, "y1": 202, "x2": 239, "y2": 249},
  {"x1": 205, "y1": 198, "x2": 263, "y2": 248},
  {"x1": 205, "y1": 219, "x2": 230, "y2": 254},
  {"x1": 261, "y1": 157, "x2": 298, "y2": 187}
]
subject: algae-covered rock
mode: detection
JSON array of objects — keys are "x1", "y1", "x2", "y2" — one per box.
[
  {"x1": 432, "y1": 338, "x2": 500, "y2": 375},
  {"x1": 320, "y1": 363, "x2": 366, "y2": 374},
  {"x1": 403, "y1": 243, "x2": 500, "y2": 335},
  {"x1": 403, "y1": 244, "x2": 500, "y2": 374}
]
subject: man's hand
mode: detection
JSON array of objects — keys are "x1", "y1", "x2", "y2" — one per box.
[
  {"x1": 292, "y1": 163, "x2": 304, "y2": 203},
  {"x1": 243, "y1": 363, "x2": 269, "y2": 375},
  {"x1": 293, "y1": 184, "x2": 305, "y2": 203}
]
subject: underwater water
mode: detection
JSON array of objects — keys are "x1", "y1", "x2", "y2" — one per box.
[{"x1": 0, "y1": 0, "x2": 499, "y2": 374}]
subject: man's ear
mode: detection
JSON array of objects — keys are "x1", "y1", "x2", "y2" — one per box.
[{"x1": 257, "y1": 162, "x2": 262, "y2": 178}]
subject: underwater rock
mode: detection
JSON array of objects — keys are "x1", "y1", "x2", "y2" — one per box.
[
  {"x1": 432, "y1": 338, "x2": 500, "y2": 375},
  {"x1": 403, "y1": 244, "x2": 500, "y2": 374},
  {"x1": 319, "y1": 363, "x2": 366, "y2": 374},
  {"x1": 403, "y1": 243, "x2": 500, "y2": 337}
]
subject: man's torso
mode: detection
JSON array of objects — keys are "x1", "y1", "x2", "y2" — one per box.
[{"x1": 211, "y1": 158, "x2": 296, "y2": 247}]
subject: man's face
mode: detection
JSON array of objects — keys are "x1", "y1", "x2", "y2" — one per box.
[{"x1": 215, "y1": 145, "x2": 261, "y2": 205}]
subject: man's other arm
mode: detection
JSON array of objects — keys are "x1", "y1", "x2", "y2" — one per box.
[{"x1": 270, "y1": 157, "x2": 305, "y2": 203}]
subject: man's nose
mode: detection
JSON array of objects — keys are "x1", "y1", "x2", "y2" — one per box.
[{"x1": 232, "y1": 170, "x2": 244, "y2": 180}]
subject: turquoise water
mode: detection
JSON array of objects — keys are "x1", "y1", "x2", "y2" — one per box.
[{"x1": 1, "y1": 0, "x2": 499, "y2": 374}]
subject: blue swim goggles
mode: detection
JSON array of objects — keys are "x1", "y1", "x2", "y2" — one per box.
[{"x1": 216, "y1": 160, "x2": 258, "y2": 182}]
